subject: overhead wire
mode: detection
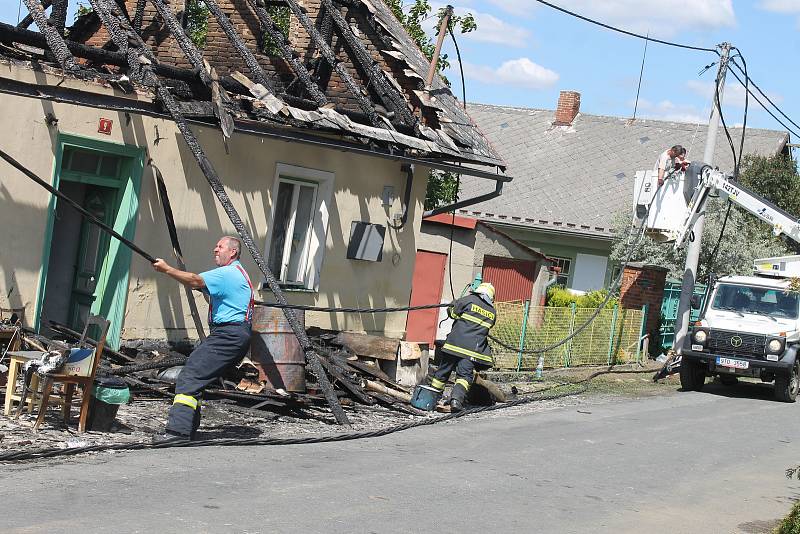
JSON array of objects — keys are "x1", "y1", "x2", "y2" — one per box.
[
  {"x1": 727, "y1": 59, "x2": 800, "y2": 139},
  {"x1": 529, "y1": 0, "x2": 718, "y2": 54}
]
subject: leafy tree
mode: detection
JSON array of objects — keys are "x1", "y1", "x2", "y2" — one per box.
[
  {"x1": 610, "y1": 153, "x2": 800, "y2": 282},
  {"x1": 185, "y1": 0, "x2": 210, "y2": 49}
]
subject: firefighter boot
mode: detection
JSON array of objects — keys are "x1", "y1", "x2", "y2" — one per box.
[{"x1": 450, "y1": 378, "x2": 470, "y2": 412}]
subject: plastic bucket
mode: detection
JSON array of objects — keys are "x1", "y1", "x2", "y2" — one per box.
[
  {"x1": 410, "y1": 385, "x2": 441, "y2": 411},
  {"x1": 88, "y1": 376, "x2": 130, "y2": 432}
]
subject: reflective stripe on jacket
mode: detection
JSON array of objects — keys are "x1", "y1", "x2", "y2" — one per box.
[{"x1": 441, "y1": 293, "x2": 496, "y2": 365}]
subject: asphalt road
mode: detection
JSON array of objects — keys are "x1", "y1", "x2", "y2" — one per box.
[{"x1": 3, "y1": 380, "x2": 800, "y2": 534}]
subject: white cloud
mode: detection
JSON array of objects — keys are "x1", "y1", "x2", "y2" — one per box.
[
  {"x1": 426, "y1": 4, "x2": 531, "y2": 48},
  {"x1": 487, "y1": 0, "x2": 735, "y2": 37},
  {"x1": 463, "y1": 58, "x2": 559, "y2": 89},
  {"x1": 464, "y1": 11, "x2": 531, "y2": 47},
  {"x1": 632, "y1": 98, "x2": 707, "y2": 124},
  {"x1": 685, "y1": 79, "x2": 784, "y2": 109},
  {"x1": 758, "y1": 0, "x2": 800, "y2": 13}
]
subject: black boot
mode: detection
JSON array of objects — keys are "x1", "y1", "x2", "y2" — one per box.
[
  {"x1": 450, "y1": 380, "x2": 469, "y2": 412},
  {"x1": 450, "y1": 397, "x2": 464, "y2": 412}
]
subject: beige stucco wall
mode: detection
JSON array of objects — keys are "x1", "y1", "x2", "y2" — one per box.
[{"x1": 0, "y1": 63, "x2": 429, "y2": 342}]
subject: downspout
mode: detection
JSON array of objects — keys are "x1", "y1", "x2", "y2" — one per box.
[
  {"x1": 389, "y1": 163, "x2": 414, "y2": 230},
  {"x1": 423, "y1": 179, "x2": 504, "y2": 218}
]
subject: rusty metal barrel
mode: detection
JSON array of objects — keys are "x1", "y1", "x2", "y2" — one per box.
[{"x1": 250, "y1": 305, "x2": 307, "y2": 393}]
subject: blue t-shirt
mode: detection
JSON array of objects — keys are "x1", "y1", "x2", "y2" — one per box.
[{"x1": 200, "y1": 260, "x2": 253, "y2": 324}]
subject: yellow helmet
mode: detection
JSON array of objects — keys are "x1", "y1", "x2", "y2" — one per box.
[{"x1": 474, "y1": 282, "x2": 495, "y2": 301}]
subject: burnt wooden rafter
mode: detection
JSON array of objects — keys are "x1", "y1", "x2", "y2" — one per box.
[
  {"x1": 202, "y1": 0, "x2": 276, "y2": 93},
  {"x1": 87, "y1": 0, "x2": 147, "y2": 82},
  {"x1": 244, "y1": 0, "x2": 327, "y2": 106},
  {"x1": 133, "y1": 0, "x2": 147, "y2": 33},
  {"x1": 282, "y1": 0, "x2": 385, "y2": 128},
  {"x1": 86, "y1": 0, "x2": 352, "y2": 426},
  {"x1": 51, "y1": 0, "x2": 68, "y2": 35},
  {"x1": 319, "y1": 0, "x2": 415, "y2": 128},
  {"x1": 21, "y1": 0, "x2": 77, "y2": 70},
  {"x1": 17, "y1": 0, "x2": 52, "y2": 29},
  {"x1": 147, "y1": 0, "x2": 210, "y2": 84}
]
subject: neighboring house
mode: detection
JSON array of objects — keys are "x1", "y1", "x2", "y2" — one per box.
[
  {"x1": 456, "y1": 91, "x2": 790, "y2": 292},
  {"x1": 0, "y1": 0, "x2": 505, "y2": 348},
  {"x1": 407, "y1": 213, "x2": 553, "y2": 345}
]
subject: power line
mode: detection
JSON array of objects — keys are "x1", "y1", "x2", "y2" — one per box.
[
  {"x1": 729, "y1": 58, "x2": 800, "y2": 137},
  {"x1": 530, "y1": 0, "x2": 718, "y2": 53},
  {"x1": 727, "y1": 60, "x2": 800, "y2": 140}
]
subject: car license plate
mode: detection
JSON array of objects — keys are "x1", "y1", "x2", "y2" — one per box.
[{"x1": 716, "y1": 357, "x2": 749, "y2": 370}]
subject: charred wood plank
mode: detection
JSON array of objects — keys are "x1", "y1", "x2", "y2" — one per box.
[
  {"x1": 333, "y1": 331, "x2": 398, "y2": 360},
  {"x1": 17, "y1": 0, "x2": 51, "y2": 29},
  {"x1": 48, "y1": 321, "x2": 137, "y2": 364},
  {"x1": 363, "y1": 379, "x2": 411, "y2": 402},
  {"x1": 331, "y1": 353, "x2": 409, "y2": 392},
  {"x1": 87, "y1": 0, "x2": 147, "y2": 82},
  {"x1": 21, "y1": 0, "x2": 78, "y2": 71},
  {"x1": 317, "y1": 355, "x2": 375, "y2": 405},
  {"x1": 203, "y1": 0, "x2": 276, "y2": 93},
  {"x1": 132, "y1": 0, "x2": 147, "y2": 33},
  {"x1": 281, "y1": 0, "x2": 384, "y2": 128},
  {"x1": 319, "y1": 0, "x2": 415, "y2": 128},
  {"x1": 51, "y1": 0, "x2": 68, "y2": 35},
  {"x1": 244, "y1": 0, "x2": 327, "y2": 106}
]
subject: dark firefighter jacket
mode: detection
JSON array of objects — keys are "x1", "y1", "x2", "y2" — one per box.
[{"x1": 442, "y1": 293, "x2": 497, "y2": 366}]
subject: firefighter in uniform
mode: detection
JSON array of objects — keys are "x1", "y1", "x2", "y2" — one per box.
[
  {"x1": 151, "y1": 236, "x2": 254, "y2": 442},
  {"x1": 428, "y1": 282, "x2": 496, "y2": 412}
]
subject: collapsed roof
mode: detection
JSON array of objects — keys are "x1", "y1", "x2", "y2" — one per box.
[{"x1": 0, "y1": 0, "x2": 505, "y2": 171}]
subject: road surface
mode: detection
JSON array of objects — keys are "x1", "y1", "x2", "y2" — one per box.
[{"x1": 3, "y1": 380, "x2": 799, "y2": 533}]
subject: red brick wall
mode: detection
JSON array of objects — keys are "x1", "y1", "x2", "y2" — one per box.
[
  {"x1": 619, "y1": 263, "x2": 668, "y2": 356},
  {"x1": 554, "y1": 90, "x2": 580, "y2": 126},
  {"x1": 77, "y1": 0, "x2": 419, "y2": 118}
]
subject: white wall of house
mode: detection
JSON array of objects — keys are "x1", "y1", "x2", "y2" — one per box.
[{"x1": 0, "y1": 63, "x2": 430, "y2": 342}]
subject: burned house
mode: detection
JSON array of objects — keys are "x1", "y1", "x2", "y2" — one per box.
[{"x1": 0, "y1": 0, "x2": 507, "y2": 349}]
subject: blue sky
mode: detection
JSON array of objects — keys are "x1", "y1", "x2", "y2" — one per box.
[{"x1": 1, "y1": 1, "x2": 798, "y2": 137}]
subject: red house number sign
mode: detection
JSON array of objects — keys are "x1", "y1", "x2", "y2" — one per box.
[{"x1": 98, "y1": 118, "x2": 113, "y2": 135}]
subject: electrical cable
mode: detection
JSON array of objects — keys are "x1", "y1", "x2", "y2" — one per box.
[
  {"x1": 0, "y1": 367, "x2": 655, "y2": 462},
  {"x1": 727, "y1": 60, "x2": 800, "y2": 139},
  {"x1": 529, "y1": 0, "x2": 718, "y2": 54},
  {"x1": 729, "y1": 58, "x2": 800, "y2": 136},
  {"x1": 447, "y1": 24, "x2": 466, "y2": 109},
  {"x1": 731, "y1": 49, "x2": 748, "y2": 179},
  {"x1": 255, "y1": 301, "x2": 451, "y2": 313},
  {"x1": 713, "y1": 55, "x2": 738, "y2": 177}
]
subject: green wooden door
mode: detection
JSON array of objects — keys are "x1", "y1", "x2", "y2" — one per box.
[{"x1": 68, "y1": 185, "x2": 117, "y2": 332}]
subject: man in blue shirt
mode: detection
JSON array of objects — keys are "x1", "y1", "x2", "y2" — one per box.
[{"x1": 152, "y1": 236, "x2": 254, "y2": 442}]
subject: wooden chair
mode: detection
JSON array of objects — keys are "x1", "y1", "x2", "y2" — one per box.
[{"x1": 33, "y1": 315, "x2": 110, "y2": 433}]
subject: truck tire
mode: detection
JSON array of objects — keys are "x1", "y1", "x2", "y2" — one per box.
[
  {"x1": 774, "y1": 360, "x2": 800, "y2": 403},
  {"x1": 680, "y1": 359, "x2": 705, "y2": 391},
  {"x1": 719, "y1": 375, "x2": 738, "y2": 386}
]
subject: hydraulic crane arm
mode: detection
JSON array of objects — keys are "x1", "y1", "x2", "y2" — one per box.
[{"x1": 673, "y1": 163, "x2": 800, "y2": 249}]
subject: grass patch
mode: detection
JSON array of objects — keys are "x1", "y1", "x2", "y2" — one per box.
[{"x1": 774, "y1": 500, "x2": 800, "y2": 533}]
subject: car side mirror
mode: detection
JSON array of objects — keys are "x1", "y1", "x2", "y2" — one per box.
[{"x1": 690, "y1": 294, "x2": 702, "y2": 309}]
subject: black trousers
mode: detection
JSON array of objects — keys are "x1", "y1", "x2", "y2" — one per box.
[
  {"x1": 166, "y1": 322, "x2": 251, "y2": 438},
  {"x1": 429, "y1": 352, "x2": 489, "y2": 404}
]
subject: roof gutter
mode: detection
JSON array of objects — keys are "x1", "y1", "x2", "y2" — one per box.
[{"x1": 424, "y1": 179, "x2": 504, "y2": 218}]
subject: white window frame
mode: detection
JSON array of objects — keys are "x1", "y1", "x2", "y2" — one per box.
[
  {"x1": 550, "y1": 256, "x2": 573, "y2": 287},
  {"x1": 263, "y1": 163, "x2": 334, "y2": 291}
]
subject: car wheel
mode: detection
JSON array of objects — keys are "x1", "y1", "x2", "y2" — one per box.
[
  {"x1": 775, "y1": 360, "x2": 800, "y2": 403},
  {"x1": 719, "y1": 374, "x2": 738, "y2": 386},
  {"x1": 680, "y1": 358, "x2": 705, "y2": 391}
]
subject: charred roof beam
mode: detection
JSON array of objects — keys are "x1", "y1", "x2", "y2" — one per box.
[
  {"x1": 87, "y1": 0, "x2": 147, "y2": 82},
  {"x1": 17, "y1": 0, "x2": 52, "y2": 29},
  {"x1": 282, "y1": 0, "x2": 385, "y2": 129},
  {"x1": 21, "y1": 0, "x2": 78, "y2": 71},
  {"x1": 148, "y1": 0, "x2": 209, "y2": 83},
  {"x1": 51, "y1": 0, "x2": 68, "y2": 35},
  {"x1": 319, "y1": 0, "x2": 416, "y2": 129},
  {"x1": 202, "y1": 0, "x2": 278, "y2": 94},
  {"x1": 133, "y1": 0, "x2": 147, "y2": 34},
  {"x1": 244, "y1": 0, "x2": 327, "y2": 106}
]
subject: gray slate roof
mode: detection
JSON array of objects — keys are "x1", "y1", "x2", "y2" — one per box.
[{"x1": 458, "y1": 103, "x2": 790, "y2": 237}]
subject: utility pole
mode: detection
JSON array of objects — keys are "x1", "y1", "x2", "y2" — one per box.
[
  {"x1": 674, "y1": 42, "x2": 731, "y2": 356},
  {"x1": 426, "y1": 5, "x2": 453, "y2": 88}
]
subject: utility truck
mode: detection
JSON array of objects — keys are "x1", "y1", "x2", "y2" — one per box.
[{"x1": 634, "y1": 162, "x2": 800, "y2": 401}]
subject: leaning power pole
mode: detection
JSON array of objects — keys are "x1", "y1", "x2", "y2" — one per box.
[{"x1": 674, "y1": 42, "x2": 731, "y2": 355}]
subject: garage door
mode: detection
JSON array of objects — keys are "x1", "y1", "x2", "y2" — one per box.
[{"x1": 482, "y1": 256, "x2": 538, "y2": 303}]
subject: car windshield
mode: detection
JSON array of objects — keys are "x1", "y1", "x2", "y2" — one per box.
[{"x1": 711, "y1": 283, "x2": 799, "y2": 319}]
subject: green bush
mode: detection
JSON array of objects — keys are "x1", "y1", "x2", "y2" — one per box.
[
  {"x1": 775, "y1": 500, "x2": 800, "y2": 534},
  {"x1": 546, "y1": 286, "x2": 618, "y2": 309}
]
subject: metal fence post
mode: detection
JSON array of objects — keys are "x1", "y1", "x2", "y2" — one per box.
[
  {"x1": 637, "y1": 304, "x2": 648, "y2": 363},
  {"x1": 606, "y1": 304, "x2": 619, "y2": 365},
  {"x1": 516, "y1": 300, "x2": 530, "y2": 371},
  {"x1": 564, "y1": 302, "x2": 576, "y2": 367}
]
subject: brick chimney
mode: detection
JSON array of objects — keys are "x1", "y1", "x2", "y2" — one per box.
[{"x1": 554, "y1": 90, "x2": 581, "y2": 126}]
